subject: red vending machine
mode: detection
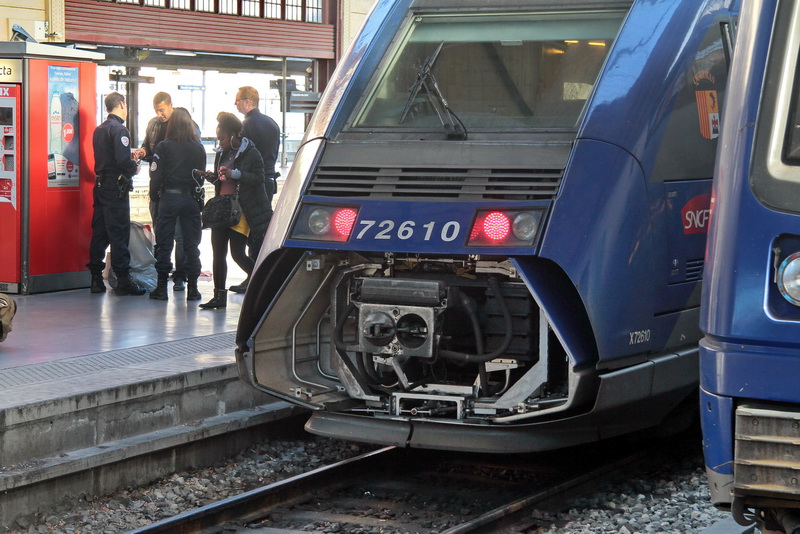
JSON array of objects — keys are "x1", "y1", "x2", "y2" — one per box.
[{"x1": 0, "y1": 42, "x2": 103, "y2": 294}]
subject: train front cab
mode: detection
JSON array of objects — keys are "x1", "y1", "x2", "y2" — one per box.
[
  {"x1": 700, "y1": 0, "x2": 800, "y2": 531},
  {"x1": 237, "y1": 0, "x2": 738, "y2": 454}
]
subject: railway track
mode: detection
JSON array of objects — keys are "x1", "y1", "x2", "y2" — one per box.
[{"x1": 125, "y1": 432, "x2": 684, "y2": 534}]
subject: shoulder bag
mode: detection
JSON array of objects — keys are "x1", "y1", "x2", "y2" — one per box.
[{"x1": 202, "y1": 182, "x2": 242, "y2": 230}]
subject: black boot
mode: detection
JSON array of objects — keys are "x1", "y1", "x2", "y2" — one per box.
[
  {"x1": 199, "y1": 289, "x2": 227, "y2": 309},
  {"x1": 90, "y1": 273, "x2": 106, "y2": 293},
  {"x1": 186, "y1": 280, "x2": 201, "y2": 301},
  {"x1": 229, "y1": 276, "x2": 250, "y2": 294},
  {"x1": 115, "y1": 275, "x2": 146, "y2": 296},
  {"x1": 149, "y1": 277, "x2": 169, "y2": 300}
]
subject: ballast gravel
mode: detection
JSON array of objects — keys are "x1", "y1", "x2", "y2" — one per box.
[
  {"x1": 530, "y1": 455, "x2": 738, "y2": 533},
  {"x1": 6, "y1": 435, "x2": 747, "y2": 534}
]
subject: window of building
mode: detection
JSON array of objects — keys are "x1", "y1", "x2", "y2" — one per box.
[
  {"x1": 104, "y1": 0, "x2": 322, "y2": 23},
  {"x1": 306, "y1": 0, "x2": 322, "y2": 23},
  {"x1": 286, "y1": 0, "x2": 302, "y2": 21},
  {"x1": 243, "y1": 0, "x2": 261, "y2": 17},
  {"x1": 217, "y1": 0, "x2": 237, "y2": 14},
  {"x1": 266, "y1": 0, "x2": 282, "y2": 19},
  {"x1": 194, "y1": 0, "x2": 214, "y2": 12},
  {"x1": 170, "y1": 0, "x2": 191, "y2": 9}
]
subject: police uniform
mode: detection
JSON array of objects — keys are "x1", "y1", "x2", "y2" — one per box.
[
  {"x1": 148, "y1": 138, "x2": 207, "y2": 300},
  {"x1": 87, "y1": 113, "x2": 144, "y2": 295},
  {"x1": 141, "y1": 116, "x2": 188, "y2": 288}
]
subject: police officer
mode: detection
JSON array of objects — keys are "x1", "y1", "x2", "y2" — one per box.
[
  {"x1": 147, "y1": 107, "x2": 206, "y2": 302},
  {"x1": 133, "y1": 92, "x2": 201, "y2": 292},
  {"x1": 87, "y1": 92, "x2": 146, "y2": 296}
]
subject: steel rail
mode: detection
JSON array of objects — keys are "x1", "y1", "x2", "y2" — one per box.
[{"x1": 124, "y1": 446, "x2": 399, "y2": 534}]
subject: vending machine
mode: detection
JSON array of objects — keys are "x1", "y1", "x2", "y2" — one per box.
[{"x1": 0, "y1": 42, "x2": 103, "y2": 294}]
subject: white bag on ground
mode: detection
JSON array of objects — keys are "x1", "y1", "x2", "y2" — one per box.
[{"x1": 103, "y1": 222, "x2": 158, "y2": 291}]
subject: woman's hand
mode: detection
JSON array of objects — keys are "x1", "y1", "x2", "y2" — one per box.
[{"x1": 219, "y1": 166, "x2": 232, "y2": 181}]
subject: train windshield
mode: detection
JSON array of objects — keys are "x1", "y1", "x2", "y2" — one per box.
[{"x1": 351, "y1": 10, "x2": 626, "y2": 131}]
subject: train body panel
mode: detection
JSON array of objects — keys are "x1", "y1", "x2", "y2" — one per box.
[
  {"x1": 699, "y1": 0, "x2": 800, "y2": 531},
  {"x1": 238, "y1": 0, "x2": 737, "y2": 453}
]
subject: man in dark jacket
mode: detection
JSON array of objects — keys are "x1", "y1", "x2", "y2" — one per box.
[
  {"x1": 87, "y1": 92, "x2": 146, "y2": 296},
  {"x1": 234, "y1": 86, "x2": 279, "y2": 292}
]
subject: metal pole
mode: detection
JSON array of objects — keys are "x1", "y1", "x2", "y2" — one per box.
[
  {"x1": 126, "y1": 66, "x2": 139, "y2": 146},
  {"x1": 281, "y1": 57, "x2": 288, "y2": 167}
]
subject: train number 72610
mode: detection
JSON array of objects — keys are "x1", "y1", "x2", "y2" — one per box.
[{"x1": 355, "y1": 219, "x2": 462, "y2": 242}]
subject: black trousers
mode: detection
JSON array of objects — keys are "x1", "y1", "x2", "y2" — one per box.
[
  {"x1": 87, "y1": 181, "x2": 132, "y2": 277},
  {"x1": 154, "y1": 193, "x2": 202, "y2": 281},
  {"x1": 150, "y1": 199, "x2": 186, "y2": 281},
  {"x1": 211, "y1": 228, "x2": 252, "y2": 290}
]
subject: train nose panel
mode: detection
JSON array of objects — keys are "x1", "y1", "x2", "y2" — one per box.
[{"x1": 305, "y1": 411, "x2": 412, "y2": 448}]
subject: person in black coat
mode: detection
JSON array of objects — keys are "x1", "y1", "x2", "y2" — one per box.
[
  {"x1": 147, "y1": 107, "x2": 207, "y2": 301},
  {"x1": 199, "y1": 112, "x2": 272, "y2": 309},
  {"x1": 235, "y1": 86, "x2": 279, "y2": 274},
  {"x1": 87, "y1": 92, "x2": 146, "y2": 296}
]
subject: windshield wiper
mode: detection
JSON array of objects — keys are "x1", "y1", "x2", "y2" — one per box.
[{"x1": 400, "y1": 42, "x2": 467, "y2": 140}]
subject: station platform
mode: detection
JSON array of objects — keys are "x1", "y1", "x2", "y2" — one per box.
[{"x1": 0, "y1": 198, "x2": 303, "y2": 528}]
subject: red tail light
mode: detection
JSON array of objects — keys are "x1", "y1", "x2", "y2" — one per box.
[
  {"x1": 482, "y1": 212, "x2": 511, "y2": 241},
  {"x1": 333, "y1": 208, "x2": 358, "y2": 238},
  {"x1": 468, "y1": 209, "x2": 542, "y2": 247}
]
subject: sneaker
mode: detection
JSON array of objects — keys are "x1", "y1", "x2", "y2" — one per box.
[{"x1": 173, "y1": 278, "x2": 186, "y2": 291}]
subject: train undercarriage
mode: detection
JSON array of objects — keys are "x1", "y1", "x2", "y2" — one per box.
[{"x1": 240, "y1": 249, "x2": 698, "y2": 452}]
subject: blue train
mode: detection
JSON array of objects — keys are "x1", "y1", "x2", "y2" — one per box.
[
  {"x1": 236, "y1": 0, "x2": 738, "y2": 453},
  {"x1": 700, "y1": 0, "x2": 800, "y2": 531}
]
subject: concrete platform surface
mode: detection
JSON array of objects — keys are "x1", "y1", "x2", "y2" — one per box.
[
  {"x1": 0, "y1": 224, "x2": 293, "y2": 528},
  {"x1": 0, "y1": 227, "x2": 246, "y2": 369}
]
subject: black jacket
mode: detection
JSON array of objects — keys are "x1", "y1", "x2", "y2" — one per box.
[
  {"x1": 141, "y1": 116, "x2": 202, "y2": 162},
  {"x1": 212, "y1": 138, "x2": 272, "y2": 237},
  {"x1": 93, "y1": 114, "x2": 138, "y2": 179},
  {"x1": 149, "y1": 139, "x2": 207, "y2": 195},
  {"x1": 242, "y1": 108, "x2": 280, "y2": 196}
]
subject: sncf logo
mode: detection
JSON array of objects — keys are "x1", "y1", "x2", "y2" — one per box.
[{"x1": 681, "y1": 193, "x2": 711, "y2": 235}]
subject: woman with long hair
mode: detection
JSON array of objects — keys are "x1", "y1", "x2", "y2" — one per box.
[
  {"x1": 200, "y1": 112, "x2": 271, "y2": 309},
  {"x1": 148, "y1": 107, "x2": 207, "y2": 301}
]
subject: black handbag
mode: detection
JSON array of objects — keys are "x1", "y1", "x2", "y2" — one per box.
[{"x1": 202, "y1": 185, "x2": 242, "y2": 229}]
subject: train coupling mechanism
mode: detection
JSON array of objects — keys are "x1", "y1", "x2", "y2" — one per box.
[{"x1": 354, "y1": 278, "x2": 447, "y2": 360}]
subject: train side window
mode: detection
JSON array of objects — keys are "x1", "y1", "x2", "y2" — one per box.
[
  {"x1": 651, "y1": 20, "x2": 730, "y2": 182},
  {"x1": 783, "y1": 67, "x2": 800, "y2": 164},
  {"x1": 750, "y1": 0, "x2": 800, "y2": 213}
]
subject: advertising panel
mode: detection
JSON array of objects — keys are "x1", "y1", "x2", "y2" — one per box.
[{"x1": 47, "y1": 65, "x2": 80, "y2": 187}]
